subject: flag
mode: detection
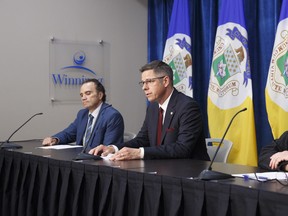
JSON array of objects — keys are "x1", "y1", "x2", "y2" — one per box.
[
  {"x1": 163, "y1": 0, "x2": 192, "y2": 97},
  {"x1": 265, "y1": 0, "x2": 288, "y2": 139},
  {"x1": 207, "y1": 0, "x2": 257, "y2": 166}
]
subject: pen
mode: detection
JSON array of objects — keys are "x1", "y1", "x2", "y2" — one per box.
[
  {"x1": 257, "y1": 176, "x2": 268, "y2": 180},
  {"x1": 242, "y1": 174, "x2": 268, "y2": 181},
  {"x1": 253, "y1": 172, "x2": 269, "y2": 181},
  {"x1": 242, "y1": 174, "x2": 250, "y2": 181}
]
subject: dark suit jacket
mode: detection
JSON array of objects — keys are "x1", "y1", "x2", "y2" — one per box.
[
  {"x1": 259, "y1": 131, "x2": 288, "y2": 170},
  {"x1": 116, "y1": 89, "x2": 210, "y2": 160},
  {"x1": 53, "y1": 103, "x2": 124, "y2": 152}
]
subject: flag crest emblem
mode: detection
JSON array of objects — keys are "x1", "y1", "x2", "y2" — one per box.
[
  {"x1": 164, "y1": 35, "x2": 192, "y2": 95},
  {"x1": 266, "y1": 25, "x2": 288, "y2": 111},
  {"x1": 209, "y1": 24, "x2": 252, "y2": 109}
]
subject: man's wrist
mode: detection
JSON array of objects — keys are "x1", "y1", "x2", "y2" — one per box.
[
  {"x1": 278, "y1": 161, "x2": 288, "y2": 171},
  {"x1": 108, "y1": 145, "x2": 118, "y2": 153},
  {"x1": 52, "y1": 137, "x2": 59, "y2": 144}
]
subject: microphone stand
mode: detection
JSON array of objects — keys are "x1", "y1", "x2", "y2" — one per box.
[
  {"x1": 0, "y1": 113, "x2": 43, "y2": 149},
  {"x1": 74, "y1": 152, "x2": 102, "y2": 160},
  {"x1": 0, "y1": 141, "x2": 22, "y2": 149},
  {"x1": 198, "y1": 108, "x2": 247, "y2": 180},
  {"x1": 74, "y1": 126, "x2": 102, "y2": 161}
]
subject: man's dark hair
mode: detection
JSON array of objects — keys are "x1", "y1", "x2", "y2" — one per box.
[
  {"x1": 82, "y1": 79, "x2": 106, "y2": 102},
  {"x1": 139, "y1": 60, "x2": 173, "y2": 84}
]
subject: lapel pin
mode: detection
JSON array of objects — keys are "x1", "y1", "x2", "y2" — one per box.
[{"x1": 170, "y1": 112, "x2": 173, "y2": 115}]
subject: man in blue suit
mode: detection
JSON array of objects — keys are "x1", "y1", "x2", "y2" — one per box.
[
  {"x1": 42, "y1": 79, "x2": 124, "y2": 152},
  {"x1": 89, "y1": 60, "x2": 209, "y2": 161}
]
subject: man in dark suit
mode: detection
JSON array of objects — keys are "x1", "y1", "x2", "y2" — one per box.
[
  {"x1": 42, "y1": 79, "x2": 124, "y2": 152},
  {"x1": 89, "y1": 60, "x2": 209, "y2": 161},
  {"x1": 259, "y1": 131, "x2": 288, "y2": 171}
]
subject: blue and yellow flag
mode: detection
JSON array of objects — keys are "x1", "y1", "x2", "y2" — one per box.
[
  {"x1": 207, "y1": 0, "x2": 257, "y2": 166},
  {"x1": 163, "y1": 0, "x2": 192, "y2": 97},
  {"x1": 265, "y1": 0, "x2": 288, "y2": 139}
]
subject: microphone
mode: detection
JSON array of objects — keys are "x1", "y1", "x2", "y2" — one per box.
[
  {"x1": 74, "y1": 140, "x2": 102, "y2": 161},
  {"x1": 74, "y1": 123, "x2": 102, "y2": 161},
  {"x1": 0, "y1": 112, "x2": 43, "y2": 149},
  {"x1": 198, "y1": 108, "x2": 247, "y2": 180},
  {"x1": 74, "y1": 152, "x2": 102, "y2": 160}
]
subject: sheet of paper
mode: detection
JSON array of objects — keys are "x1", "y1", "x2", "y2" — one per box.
[
  {"x1": 233, "y1": 172, "x2": 288, "y2": 181},
  {"x1": 39, "y1": 145, "x2": 113, "y2": 160},
  {"x1": 38, "y1": 145, "x2": 83, "y2": 150}
]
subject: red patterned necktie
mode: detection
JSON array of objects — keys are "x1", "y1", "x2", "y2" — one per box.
[{"x1": 157, "y1": 107, "x2": 163, "y2": 145}]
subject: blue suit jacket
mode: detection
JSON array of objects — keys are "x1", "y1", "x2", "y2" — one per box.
[
  {"x1": 53, "y1": 103, "x2": 124, "y2": 152},
  {"x1": 116, "y1": 89, "x2": 209, "y2": 160}
]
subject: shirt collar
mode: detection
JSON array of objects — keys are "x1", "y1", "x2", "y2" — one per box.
[
  {"x1": 89, "y1": 102, "x2": 103, "y2": 118},
  {"x1": 159, "y1": 89, "x2": 174, "y2": 112}
]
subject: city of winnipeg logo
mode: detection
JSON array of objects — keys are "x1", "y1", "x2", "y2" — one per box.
[
  {"x1": 267, "y1": 29, "x2": 288, "y2": 98},
  {"x1": 52, "y1": 50, "x2": 100, "y2": 86},
  {"x1": 163, "y1": 35, "x2": 192, "y2": 94},
  {"x1": 210, "y1": 26, "x2": 251, "y2": 98},
  {"x1": 61, "y1": 51, "x2": 97, "y2": 76}
]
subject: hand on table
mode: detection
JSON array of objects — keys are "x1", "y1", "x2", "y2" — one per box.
[
  {"x1": 269, "y1": 150, "x2": 288, "y2": 170},
  {"x1": 42, "y1": 137, "x2": 58, "y2": 146},
  {"x1": 109, "y1": 147, "x2": 141, "y2": 161}
]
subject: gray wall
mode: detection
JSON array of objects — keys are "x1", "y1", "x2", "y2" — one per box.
[{"x1": 0, "y1": 0, "x2": 147, "y2": 141}]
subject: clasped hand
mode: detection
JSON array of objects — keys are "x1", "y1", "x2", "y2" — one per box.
[{"x1": 89, "y1": 145, "x2": 141, "y2": 161}]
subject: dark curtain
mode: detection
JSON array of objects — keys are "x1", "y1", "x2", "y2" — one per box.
[{"x1": 148, "y1": 0, "x2": 284, "y2": 154}]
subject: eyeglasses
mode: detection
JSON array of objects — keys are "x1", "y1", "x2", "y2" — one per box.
[{"x1": 138, "y1": 76, "x2": 165, "y2": 87}]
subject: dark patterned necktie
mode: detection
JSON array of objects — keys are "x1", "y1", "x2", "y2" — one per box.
[
  {"x1": 84, "y1": 114, "x2": 94, "y2": 145},
  {"x1": 157, "y1": 108, "x2": 163, "y2": 145}
]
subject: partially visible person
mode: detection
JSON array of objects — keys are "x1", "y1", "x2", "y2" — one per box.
[
  {"x1": 258, "y1": 131, "x2": 288, "y2": 171},
  {"x1": 42, "y1": 78, "x2": 124, "y2": 152},
  {"x1": 89, "y1": 60, "x2": 210, "y2": 161}
]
